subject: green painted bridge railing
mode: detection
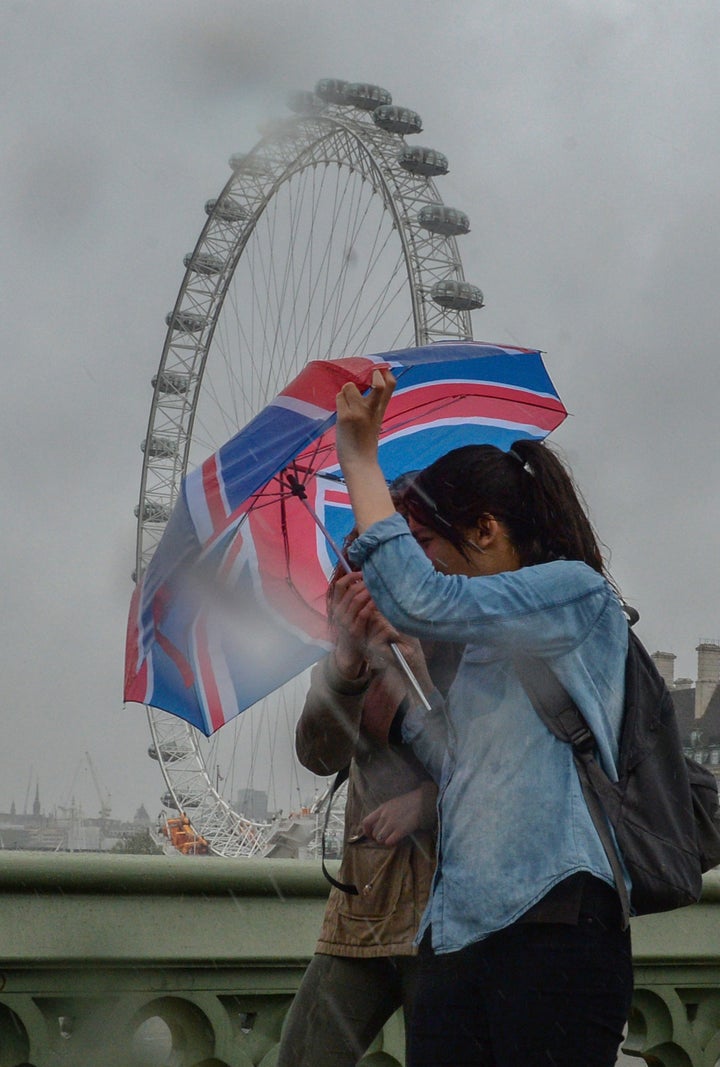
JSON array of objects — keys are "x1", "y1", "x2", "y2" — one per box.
[{"x1": 1, "y1": 852, "x2": 720, "y2": 1067}]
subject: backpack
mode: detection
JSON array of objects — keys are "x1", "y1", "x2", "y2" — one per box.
[{"x1": 517, "y1": 627, "x2": 720, "y2": 928}]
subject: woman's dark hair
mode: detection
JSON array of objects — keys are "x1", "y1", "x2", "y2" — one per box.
[{"x1": 404, "y1": 441, "x2": 605, "y2": 574}]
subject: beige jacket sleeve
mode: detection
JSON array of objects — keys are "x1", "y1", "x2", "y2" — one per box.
[{"x1": 295, "y1": 655, "x2": 372, "y2": 775}]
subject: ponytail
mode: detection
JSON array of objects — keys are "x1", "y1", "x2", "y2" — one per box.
[{"x1": 509, "y1": 440, "x2": 604, "y2": 573}]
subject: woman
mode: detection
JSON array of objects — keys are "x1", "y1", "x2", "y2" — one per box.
[
  {"x1": 333, "y1": 369, "x2": 634, "y2": 1067},
  {"x1": 277, "y1": 533, "x2": 461, "y2": 1067}
]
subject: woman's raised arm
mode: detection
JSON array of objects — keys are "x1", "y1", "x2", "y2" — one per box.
[{"x1": 336, "y1": 368, "x2": 397, "y2": 532}]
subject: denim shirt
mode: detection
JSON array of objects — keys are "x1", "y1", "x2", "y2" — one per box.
[{"x1": 348, "y1": 512, "x2": 628, "y2": 954}]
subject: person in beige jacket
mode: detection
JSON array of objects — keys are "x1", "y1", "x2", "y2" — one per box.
[{"x1": 276, "y1": 562, "x2": 460, "y2": 1067}]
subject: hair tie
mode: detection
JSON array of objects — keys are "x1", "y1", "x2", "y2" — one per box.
[{"x1": 508, "y1": 448, "x2": 535, "y2": 478}]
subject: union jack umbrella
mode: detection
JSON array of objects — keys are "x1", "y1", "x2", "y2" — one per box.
[{"x1": 124, "y1": 341, "x2": 567, "y2": 735}]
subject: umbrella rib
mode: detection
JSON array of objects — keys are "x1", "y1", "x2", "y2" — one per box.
[{"x1": 278, "y1": 481, "x2": 294, "y2": 586}]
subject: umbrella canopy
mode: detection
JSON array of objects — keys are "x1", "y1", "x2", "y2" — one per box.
[{"x1": 125, "y1": 341, "x2": 566, "y2": 735}]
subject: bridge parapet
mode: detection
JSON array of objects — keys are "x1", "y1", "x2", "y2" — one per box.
[{"x1": 1, "y1": 852, "x2": 720, "y2": 1066}]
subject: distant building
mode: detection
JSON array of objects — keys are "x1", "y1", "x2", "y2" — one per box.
[
  {"x1": 234, "y1": 789, "x2": 269, "y2": 822},
  {"x1": 0, "y1": 792, "x2": 158, "y2": 853},
  {"x1": 653, "y1": 640, "x2": 720, "y2": 776}
]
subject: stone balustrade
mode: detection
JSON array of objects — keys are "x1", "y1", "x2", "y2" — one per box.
[{"x1": 1, "y1": 852, "x2": 720, "y2": 1066}]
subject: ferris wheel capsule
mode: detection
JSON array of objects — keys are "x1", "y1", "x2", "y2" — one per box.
[
  {"x1": 152, "y1": 371, "x2": 191, "y2": 394},
  {"x1": 398, "y1": 144, "x2": 449, "y2": 176},
  {"x1": 135, "y1": 501, "x2": 171, "y2": 523},
  {"x1": 153, "y1": 741, "x2": 189, "y2": 763},
  {"x1": 141, "y1": 436, "x2": 178, "y2": 459},
  {"x1": 373, "y1": 105, "x2": 423, "y2": 135},
  {"x1": 418, "y1": 204, "x2": 471, "y2": 236},
  {"x1": 183, "y1": 252, "x2": 224, "y2": 276},
  {"x1": 165, "y1": 310, "x2": 206, "y2": 333},
  {"x1": 257, "y1": 117, "x2": 297, "y2": 139},
  {"x1": 205, "y1": 197, "x2": 248, "y2": 223},
  {"x1": 286, "y1": 90, "x2": 326, "y2": 115},
  {"x1": 342, "y1": 82, "x2": 392, "y2": 110},
  {"x1": 314, "y1": 78, "x2": 349, "y2": 104},
  {"x1": 228, "y1": 153, "x2": 270, "y2": 176},
  {"x1": 431, "y1": 279, "x2": 485, "y2": 311}
]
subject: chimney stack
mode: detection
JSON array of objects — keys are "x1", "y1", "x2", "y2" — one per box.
[
  {"x1": 651, "y1": 651, "x2": 676, "y2": 689},
  {"x1": 695, "y1": 641, "x2": 720, "y2": 720}
]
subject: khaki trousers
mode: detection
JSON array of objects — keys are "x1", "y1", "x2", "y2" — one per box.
[{"x1": 276, "y1": 952, "x2": 418, "y2": 1067}]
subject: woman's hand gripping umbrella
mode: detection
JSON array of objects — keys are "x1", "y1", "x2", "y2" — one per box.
[{"x1": 336, "y1": 367, "x2": 399, "y2": 534}]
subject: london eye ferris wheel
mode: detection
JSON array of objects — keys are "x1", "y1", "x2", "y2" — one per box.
[{"x1": 134, "y1": 78, "x2": 484, "y2": 856}]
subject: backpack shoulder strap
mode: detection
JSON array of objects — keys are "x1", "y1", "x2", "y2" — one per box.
[
  {"x1": 515, "y1": 655, "x2": 631, "y2": 928},
  {"x1": 514, "y1": 657, "x2": 595, "y2": 752},
  {"x1": 321, "y1": 765, "x2": 359, "y2": 895}
]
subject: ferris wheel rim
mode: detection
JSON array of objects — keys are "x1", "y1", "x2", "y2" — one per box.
[{"x1": 135, "y1": 90, "x2": 481, "y2": 856}]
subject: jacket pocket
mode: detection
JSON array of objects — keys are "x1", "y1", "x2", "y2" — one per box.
[{"x1": 337, "y1": 842, "x2": 405, "y2": 921}]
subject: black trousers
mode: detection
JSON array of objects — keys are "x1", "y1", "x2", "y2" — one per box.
[{"x1": 408, "y1": 901, "x2": 633, "y2": 1067}]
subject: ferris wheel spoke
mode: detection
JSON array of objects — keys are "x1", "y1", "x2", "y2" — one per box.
[
  {"x1": 286, "y1": 163, "x2": 361, "y2": 361},
  {"x1": 301, "y1": 193, "x2": 382, "y2": 357},
  {"x1": 323, "y1": 224, "x2": 406, "y2": 355},
  {"x1": 289, "y1": 165, "x2": 337, "y2": 360},
  {"x1": 190, "y1": 355, "x2": 245, "y2": 455},
  {"x1": 344, "y1": 266, "x2": 414, "y2": 356},
  {"x1": 321, "y1": 169, "x2": 372, "y2": 352},
  {"x1": 320, "y1": 177, "x2": 379, "y2": 352},
  {"x1": 279, "y1": 166, "x2": 331, "y2": 363}
]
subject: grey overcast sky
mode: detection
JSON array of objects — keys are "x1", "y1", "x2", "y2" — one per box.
[{"x1": 2, "y1": 0, "x2": 719, "y2": 822}]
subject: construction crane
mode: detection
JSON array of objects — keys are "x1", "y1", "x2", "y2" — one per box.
[{"x1": 84, "y1": 751, "x2": 112, "y2": 822}]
